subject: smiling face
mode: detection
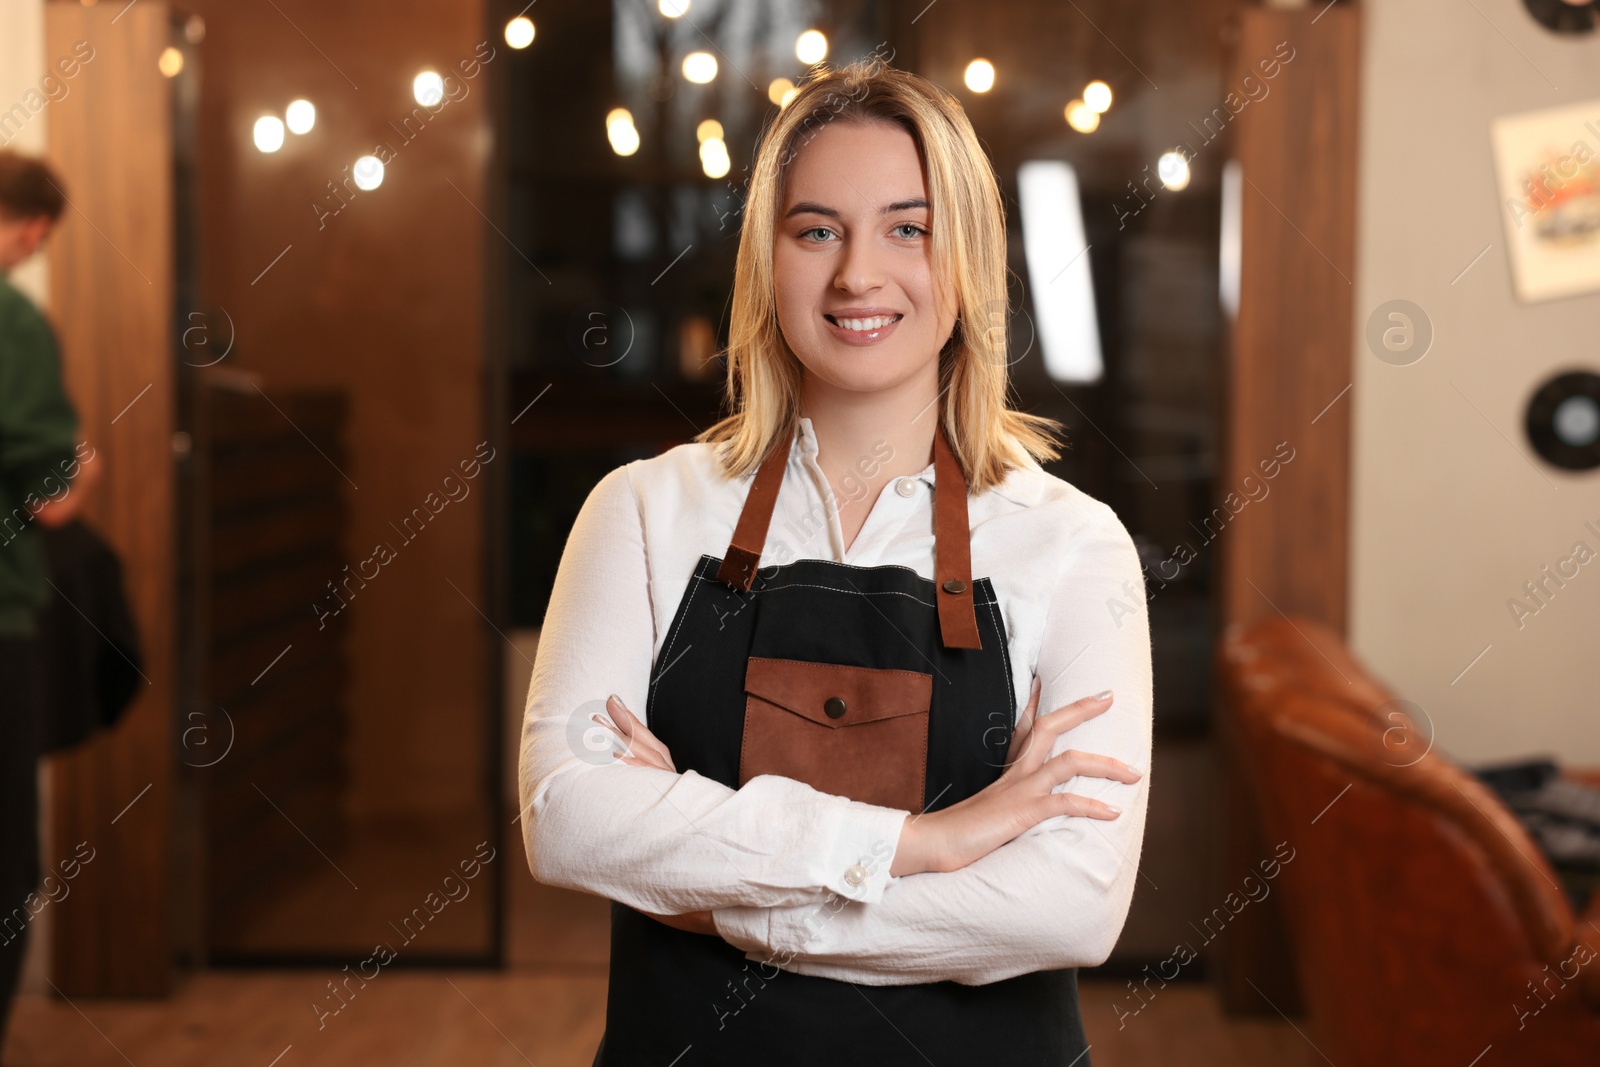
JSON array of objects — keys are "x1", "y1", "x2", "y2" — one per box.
[{"x1": 772, "y1": 119, "x2": 957, "y2": 399}]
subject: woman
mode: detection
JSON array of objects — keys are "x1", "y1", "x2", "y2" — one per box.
[{"x1": 519, "y1": 59, "x2": 1151, "y2": 1066}]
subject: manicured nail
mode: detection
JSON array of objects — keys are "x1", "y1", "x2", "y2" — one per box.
[
  {"x1": 1104, "y1": 804, "x2": 1122, "y2": 816},
  {"x1": 1094, "y1": 689, "x2": 1113, "y2": 702}
]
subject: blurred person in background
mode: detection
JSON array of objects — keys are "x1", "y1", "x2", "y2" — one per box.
[{"x1": 0, "y1": 149, "x2": 99, "y2": 1057}]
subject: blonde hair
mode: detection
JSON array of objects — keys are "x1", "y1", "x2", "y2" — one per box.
[{"x1": 694, "y1": 57, "x2": 1067, "y2": 495}]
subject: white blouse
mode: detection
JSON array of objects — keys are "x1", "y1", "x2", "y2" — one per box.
[{"x1": 518, "y1": 415, "x2": 1153, "y2": 986}]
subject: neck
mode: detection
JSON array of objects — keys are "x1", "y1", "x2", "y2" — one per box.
[{"x1": 798, "y1": 363, "x2": 940, "y2": 487}]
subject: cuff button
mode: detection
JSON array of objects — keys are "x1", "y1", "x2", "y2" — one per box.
[{"x1": 843, "y1": 863, "x2": 867, "y2": 887}]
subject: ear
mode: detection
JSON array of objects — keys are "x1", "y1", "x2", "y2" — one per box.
[{"x1": 23, "y1": 217, "x2": 53, "y2": 252}]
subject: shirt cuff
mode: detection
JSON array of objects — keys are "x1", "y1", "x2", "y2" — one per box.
[{"x1": 818, "y1": 799, "x2": 906, "y2": 904}]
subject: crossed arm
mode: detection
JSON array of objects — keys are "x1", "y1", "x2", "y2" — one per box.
[{"x1": 518, "y1": 463, "x2": 1154, "y2": 985}]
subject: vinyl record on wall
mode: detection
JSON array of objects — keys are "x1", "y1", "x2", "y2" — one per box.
[
  {"x1": 1525, "y1": 369, "x2": 1600, "y2": 471},
  {"x1": 1521, "y1": 0, "x2": 1598, "y2": 35}
]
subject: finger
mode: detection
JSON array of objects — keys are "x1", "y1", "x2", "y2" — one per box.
[
  {"x1": 1046, "y1": 791, "x2": 1124, "y2": 820},
  {"x1": 1038, "y1": 748, "x2": 1143, "y2": 789},
  {"x1": 606, "y1": 697, "x2": 675, "y2": 767},
  {"x1": 614, "y1": 750, "x2": 672, "y2": 772},
  {"x1": 1028, "y1": 690, "x2": 1116, "y2": 746},
  {"x1": 1009, "y1": 691, "x2": 1117, "y2": 776},
  {"x1": 609, "y1": 698, "x2": 677, "y2": 772}
]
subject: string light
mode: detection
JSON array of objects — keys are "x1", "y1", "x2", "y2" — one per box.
[
  {"x1": 607, "y1": 109, "x2": 640, "y2": 156},
  {"x1": 796, "y1": 30, "x2": 827, "y2": 65},
  {"x1": 158, "y1": 46, "x2": 183, "y2": 78},
  {"x1": 700, "y1": 137, "x2": 731, "y2": 179},
  {"x1": 505, "y1": 17, "x2": 535, "y2": 49},
  {"x1": 1083, "y1": 81, "x2": 1113, "y2": 113},
  {"x1": 1157, "y1": 150, "x2": 1191, "y2": 191},
  {"x1": 413, "y1": 70, "x2": 445, "y2": 107},
  {"x1": 964, "y1": 59, "x2": 994, "y2": 93},
  {"x1": 253, "y1": 116, "x2": 285, "y2": 153},
  {"x1": 682, "y1": 51, "x2": 718, "y2": 84},
  {"x1": 353, "y1": 155, "x2": 384, "y2": 191},
  {"x1": 659, "y1": 0, "x2": 690, "y2": 15},
  {"x1": 696, "y1": 119, "x2": 724, "y2": 143},
  {"x1": 1065, "y1": 100, "x2": 1099, "y2": 133},
  {"x1": 285, "y1": 99, "x2": 316, "y2": 135},
  {"x1": 768, "y1": 78, "x2": 795, "y2": 106}
]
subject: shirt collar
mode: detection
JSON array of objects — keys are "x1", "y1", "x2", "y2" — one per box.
[{"x1": 798, "y1": 415, "x2": 1047, "y2": 497}]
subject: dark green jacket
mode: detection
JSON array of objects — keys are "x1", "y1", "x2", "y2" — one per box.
[{"x1": 0, "y1": 274, "x2": 80, "y2": 639}]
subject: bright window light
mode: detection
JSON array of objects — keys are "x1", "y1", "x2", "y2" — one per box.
[
  {"x1": 1219, "y1": 160, "x2": 1242, "y2": 320},
  {"x1": 1017, "y1": 160, "x2": 1102, "y2": 383}
]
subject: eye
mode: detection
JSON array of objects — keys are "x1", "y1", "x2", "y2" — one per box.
[
  {"x1": 893, "y1": 223, "x2": 929, "y2": 239},
  {"x1": 799, "y1": 226, "x2": 837, "y2": 243}
]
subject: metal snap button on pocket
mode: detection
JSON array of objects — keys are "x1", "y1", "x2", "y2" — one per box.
[{"x1": 824, "y1": 696, "x2": 847, "y2": 719}]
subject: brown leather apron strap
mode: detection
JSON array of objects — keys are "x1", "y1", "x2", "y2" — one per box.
[
  {"x1": 716, "y1": 420, "x2": 983, "y2": 651},
  {"x1": 932, "y1": 423, "x2": 982, "y2": 650},
  {"x1": 715, "y1": 434, "x2": 791, "y2": 593}
]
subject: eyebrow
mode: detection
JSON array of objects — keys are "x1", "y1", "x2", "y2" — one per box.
[{"x1": 783, "y1": 197, "x2": 930, "y2": 220}]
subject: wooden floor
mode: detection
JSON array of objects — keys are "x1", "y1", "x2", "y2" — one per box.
[{"x1": 4, "y1": 840, "x2": 1324, "y2": 1066}]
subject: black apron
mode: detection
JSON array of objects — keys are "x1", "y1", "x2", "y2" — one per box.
[{"x1": 594, "y1": 423, "x2": 1089, "y2": 1066}]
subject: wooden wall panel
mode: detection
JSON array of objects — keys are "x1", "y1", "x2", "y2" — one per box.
[
  {"x1": 1221, "y1": 5, "x2": 1360, "y2": 632},
  {"x1": 44, "y1": 1, "x2": 176, "y2": 996},
  {"x1": 1216, "y1": 4, "x2": 1361, "y2": 1018}
]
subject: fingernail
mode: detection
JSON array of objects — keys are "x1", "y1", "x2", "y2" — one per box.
[
  {"x1": 1105, "y1": 804, "x2": 1122, "y2": 815},
  {"x1": 608, "y1": 694, "x2": 621, "y2": 706},
  {"x1": 1094, "y1": 689, "x2": 1113, "y2": 702}
]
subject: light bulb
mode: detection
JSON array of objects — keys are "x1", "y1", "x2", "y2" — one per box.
[
  {"x1": 505, "y1": 17, "x2": 535, "y2": 49},
  {"x1": 253, "y1": 116, "x2": 285, "y2": 153},
  {"x1": 285, "y1": 99, "x2": 316, "y2": 135},
  {"x1": 413, "y1": 70, "x2": 445, "y2": 107},
  {"x1": 964, "y1": 59, "x2": 994, "y2": 93},
  {"x1": 796, "y1": 30, "x2": 827, "y2": 65}
]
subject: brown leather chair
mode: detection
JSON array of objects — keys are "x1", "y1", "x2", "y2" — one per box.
[{"x1": 1219, "y1": 615, "x2": 1600, "y2": 1064}]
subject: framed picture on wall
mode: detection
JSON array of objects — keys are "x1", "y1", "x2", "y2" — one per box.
[{"x1": 1490, "y1": 98, "x2": 1600, "y2": 303}]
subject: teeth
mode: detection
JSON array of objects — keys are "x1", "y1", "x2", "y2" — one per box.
[{"x1": 836, "y1": 315, "x2": 897, "y2": 331}]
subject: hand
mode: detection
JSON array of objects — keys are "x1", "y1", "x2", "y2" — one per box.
[
  {"x1": 891, "y1": 676, "x2": 1143, "y2": 877},
  {"x1": 594, "y1": 700, "x2": 721, "y2": 936},
  {"x1": 595, "y1": 694, "x2": 676, "y2": 772},
  {"x1": 31, "y1": 441, "x2": 100, "y2": 529}
]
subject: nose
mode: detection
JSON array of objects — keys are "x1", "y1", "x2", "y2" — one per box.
[{"x1": 833, "y1": 232, "x2": 885, "y2": 295}]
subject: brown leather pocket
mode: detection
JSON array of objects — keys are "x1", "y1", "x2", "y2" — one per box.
[{"x1": 738, "y1": 655, "x2": 931, "y2": 812}]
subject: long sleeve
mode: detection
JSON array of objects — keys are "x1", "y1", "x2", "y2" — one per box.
[
  {"x1": 518, "y1": 462, "x2": 911, "y2": 915},
  {"x1": 709, "y1": 502, "x2": 1154, "y2": 985},
  {"x1": 0, "y1": 289, "x2": 78, "y2": 505}
]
